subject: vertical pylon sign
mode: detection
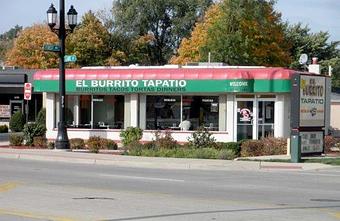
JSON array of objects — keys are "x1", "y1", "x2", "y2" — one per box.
[{"x1": 24, "y1": 83, "x2": 32, "y2": 100}]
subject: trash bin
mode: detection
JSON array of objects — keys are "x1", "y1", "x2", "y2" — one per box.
[{"x1": 290, "y1": 135, "x2": 301, "y2": 163}]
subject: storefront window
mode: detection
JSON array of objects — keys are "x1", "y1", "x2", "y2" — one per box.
[
  {"x1": 79, "y1": 95, "x2": 91, "y2": 128},
  {"x1": 145, "y1": 95, "x2": 219, "y2": 131},
  {"x1": 146, "y1": 96, "x2": 181, "y2": 130},
  {"x1": 65, "y1": 95, "x2": 77, "y2": 126},
  {"x1": 182, "y1": 96, "x2": 219, "y2": 130},
  {"x1": 55, "y1": 94, "x2": 124, "y2": 129},
  {"x1": 93, "y1": 95, "x2": 124, "y2": 129}
]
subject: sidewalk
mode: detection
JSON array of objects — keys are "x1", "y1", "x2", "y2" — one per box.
[{"x1": 0, "y1": 147, "x2": 334, "y2": 171}]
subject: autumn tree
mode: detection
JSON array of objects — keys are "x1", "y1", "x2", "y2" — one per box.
[
  {"x1": 172, "y1": 0, "x2": 291, "y2": 66},
  {"x1": 112, "y1": 0, "x2": 212, "y2": 65},
  {"x1": 170, "y1": 4, "x2": 221, "y2": 64},
  {"x1": 5, "y1": 24, "x2": 58, "y2": 69},
  {"x1": 0, "y1": 25, "x2": 22, "y2": 64},
  {"x1": 67, "y1": 11, "x2": 111, "y2": 67}
]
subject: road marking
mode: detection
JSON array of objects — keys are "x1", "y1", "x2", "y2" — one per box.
[
  {"x1": 334, "y1": 212, "x2": 340, "y2": 219},
  {"x1": 296, "y1": 172, "x2": 340, "y2": 177},
  {"x1": 0, "y1": 182, "x2": 19, "y2": 193},
  {"x1": 0, "y1": 208, "x2": 76, "y2": 221},
  {"x1": 100, "y1": 174, "x2": 185, "y2": 182}
]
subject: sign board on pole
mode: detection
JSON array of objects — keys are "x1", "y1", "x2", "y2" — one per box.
[
  {"x1": 300, "y1": 131, "x2": 324, "y2": 154},
  {"x1": 24, "y1": 83, "x2": 32, "y2": 100},
  {"x1": 43, "y1": 44, "x2": 61, "y2": 52},
  {"x1": 299, "y1": 75, "x2": 326, "y2": 127},
  {"x1": 64, "y1": 55, "x2": 77, "y2": 63}
]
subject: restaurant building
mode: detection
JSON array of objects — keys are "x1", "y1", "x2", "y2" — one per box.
[
  {"x1": 0, "y1": 69, "x2": 42, "y2": 126},
  {"x1": 33, "y1": 66, "x2": 319, "y2": 143}
]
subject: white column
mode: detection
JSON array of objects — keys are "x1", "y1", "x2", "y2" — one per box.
[
  {"x1": 130, "y1": 94, "x2": 139, "y2": 127},
  {"x1": 275, "y1": 94, "x2": 291, "y2": 138},
  {"x1": 74, "y1": 96, "x2": 79, "y2": 126},
  {"x1": 46, "y1": 93, "x2": 55, "y2": 130},
  {"x1": 226, "y1": 94, "x2": 235, "y2": 141},
  {"x1": 42, "y1": 92, "x2": 47, "y2": 108},
  {"x1": 218, "y1": 95, "x2": 227, "y2": 131},
  {"x1": 274, "y1": 95, "x2": 284, "y2": 138},
  {"x1": 139, "y1": 94, "x2": 146, "y2": 129},
  {"x1": 124, "y1": 95, "x2": 131, "y2": 128}
]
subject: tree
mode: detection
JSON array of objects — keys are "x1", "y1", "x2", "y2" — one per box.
[
  {"x1": 202, "y1": 0, "x2": 291, "y2": 66},
  {"x1": 283, "y1": 23, "x2": 340, "y2": 87},
  {"x1": 5, "y1": 24, "x2": 58, "y2": 69},
  {"x1": 170, "y1": 4, "x2": 221, "y2": 64},
  {"x1": 0, "y1": 25, "x2": 22, "y2": 63},
  {"x1": 112, "y1": 0, "x2": 212, "y2": 65},
  {"x1": 67, "y1": 11, "x2": 111, "y2": 67},
  {"x1": 172, "y1": 0, "x2": 291, "y2": 66},
  {"x1": 284, "y1": 23, "x2": 340, "y2": 67}
]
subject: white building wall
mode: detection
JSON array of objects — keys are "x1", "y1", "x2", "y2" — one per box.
[
  {"x1": 130, "y1": 94, "x2": 139, "y2": 127},
  {"x1": 226, "y1": 94, "x2": 235, "y2": 141},
  {"x1": 274, "y1": 94, "x2": 290, "y2": 138}
]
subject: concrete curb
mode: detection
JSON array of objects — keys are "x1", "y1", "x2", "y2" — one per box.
[{"x1": 0, "y1": 148, "x2": 335, "y2": 171}]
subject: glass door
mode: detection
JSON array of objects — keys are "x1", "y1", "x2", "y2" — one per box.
[
  {"x1": 257, "y1": 101, "x2": 275, "y2": 138},
  {"x1": 236, "y1": 100, "x2": 254, "y2": 141}
]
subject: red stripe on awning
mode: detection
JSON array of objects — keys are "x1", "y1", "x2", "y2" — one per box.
[{"x1": 33, "y1": 68, "x2": 295, "y2": 80}]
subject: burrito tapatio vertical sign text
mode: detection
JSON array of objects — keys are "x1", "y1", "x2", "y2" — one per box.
[{"x1": 299, "y1": 75, "x2": 325, "y2": 127}]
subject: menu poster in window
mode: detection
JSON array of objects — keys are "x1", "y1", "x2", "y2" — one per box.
[
  {"x1": 211, "y1": 103, "x2": 218, "y2": 112},
  {"x1": 239, "y1": 108, "x2": 252, "y2": 122},
  {"x1": 11, "y1": 103, "x2": 22, "y2": 115},
  {"x1": 0, "y1": 105, "x2": 10, "y2": 118}
]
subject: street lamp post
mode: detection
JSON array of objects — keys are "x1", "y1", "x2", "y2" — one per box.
[{"x1": 47, "y1": 1, "x2": 77, "y2": 149}]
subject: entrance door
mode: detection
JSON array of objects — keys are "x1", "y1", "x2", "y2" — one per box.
[
  {"x1": 236, "y1": 100, "x2": 254, "y2": 141},
  {"x1": 257, "y1": 101, "x2": 275, "y2": 139}
]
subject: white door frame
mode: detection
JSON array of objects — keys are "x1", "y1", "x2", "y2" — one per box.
[{"x1": 234, "y1": 97, "x2": 276, "y2": 141}]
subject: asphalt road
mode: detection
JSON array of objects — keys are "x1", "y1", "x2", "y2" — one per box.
[{"x1": 0, "y1": 158, "x2": 340, "y2": 221}]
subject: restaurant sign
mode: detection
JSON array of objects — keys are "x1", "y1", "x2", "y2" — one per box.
[
  {"x1": 300, "y1": 131, "x2": 324, "y2": 154},
  {"x1": 34, "y1": 79, "x2": 291, "y2": 93},
  {"x1": 299, "y1": 75, "x2": 325, "y2": 127}
]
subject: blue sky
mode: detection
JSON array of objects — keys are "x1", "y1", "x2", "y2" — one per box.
[{"x1": 0, "y1": 0, "x2": 339, "y2": 41}]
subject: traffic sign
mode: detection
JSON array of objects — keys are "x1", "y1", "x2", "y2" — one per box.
[
  {"x1": 64, "y1": 55, "x2": 77, "y2": 63},
  {"x1": 43, "y1": 44, "x2": 60, "y2": 52},
  {"x1": 24, "y1": 83, "x2": 32, "y2": 100}
]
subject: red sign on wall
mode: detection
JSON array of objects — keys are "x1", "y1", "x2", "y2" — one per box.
[{"x1": 24, "y1": 83, "x2": 32, "y2": 100}]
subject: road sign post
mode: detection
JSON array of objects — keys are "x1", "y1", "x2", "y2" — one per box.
[
  {"x1": 24, "y1": 83, "x2": 32, "y2": 101},
  {"x1": 64, "y1": 55, "x2": 77, "y2": 63},
  {"x1": 43, "y1": 44, "x2": 61, "y2": 52}
]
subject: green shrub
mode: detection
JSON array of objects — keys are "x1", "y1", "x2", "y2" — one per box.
[
  {"x1": 23, "y1": 123, "x2": 47, "y2": 146},
  {"x1": 9, "y1": 134, "x2": 24, "y2": 146},
  {"x1": 48, "y1": 141, "x2": 55, "y2": 149},
  {"x1": 261, "y1": 137, "x2": 287, "y2": 155},
  {"x1": 70, "y1": 138, "x2": 85, "y2": 149},
  {"x1": 33, "y1": 136, "x2": 47, "y2": 148},
  {"x1": 120, "y1": 127, "x2": 143, "y2": 147},
  {"x1": 0, "y1": 125, "x2": 8, "y2": 133},
  {"x1": 9, "y1": 111, "x2": 25, "y2": 132},
  {"x1": 240, "y1": 140, "x2": 264, "y2": 157},
  {"x1": 101, "y1": 138, "x2": 118, "y2": 150},
  {"x1": 324, "y1": 135, "x2": 340, "y2": 153},
  {"x1": 87, "y1": 136, "x2": 102, "y2": 153},
  {"x1": 143, "y1": 141, "x2": 156, "y2": 150},
  {"x1": 36, "y1": 108, "x2": 46, "y2": 126},
  {"x1": 240, "y1": 137, "x2": 287, "y2": 157},
  {"x1": 126, "y1": 141, "x2": 145, "y2": 155},
  {"x1": 217, "y1": 149, "x2": 237, "y2": 160},
  {"x1": 153, "y1": 130, "x2": 178, "y2": 149},
  {"x1": 215, "y1": 142, "x2": 241, "y2": 156},
  {"x1": 188, "y1": 127, "x2": 216, "y2": 148}
]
